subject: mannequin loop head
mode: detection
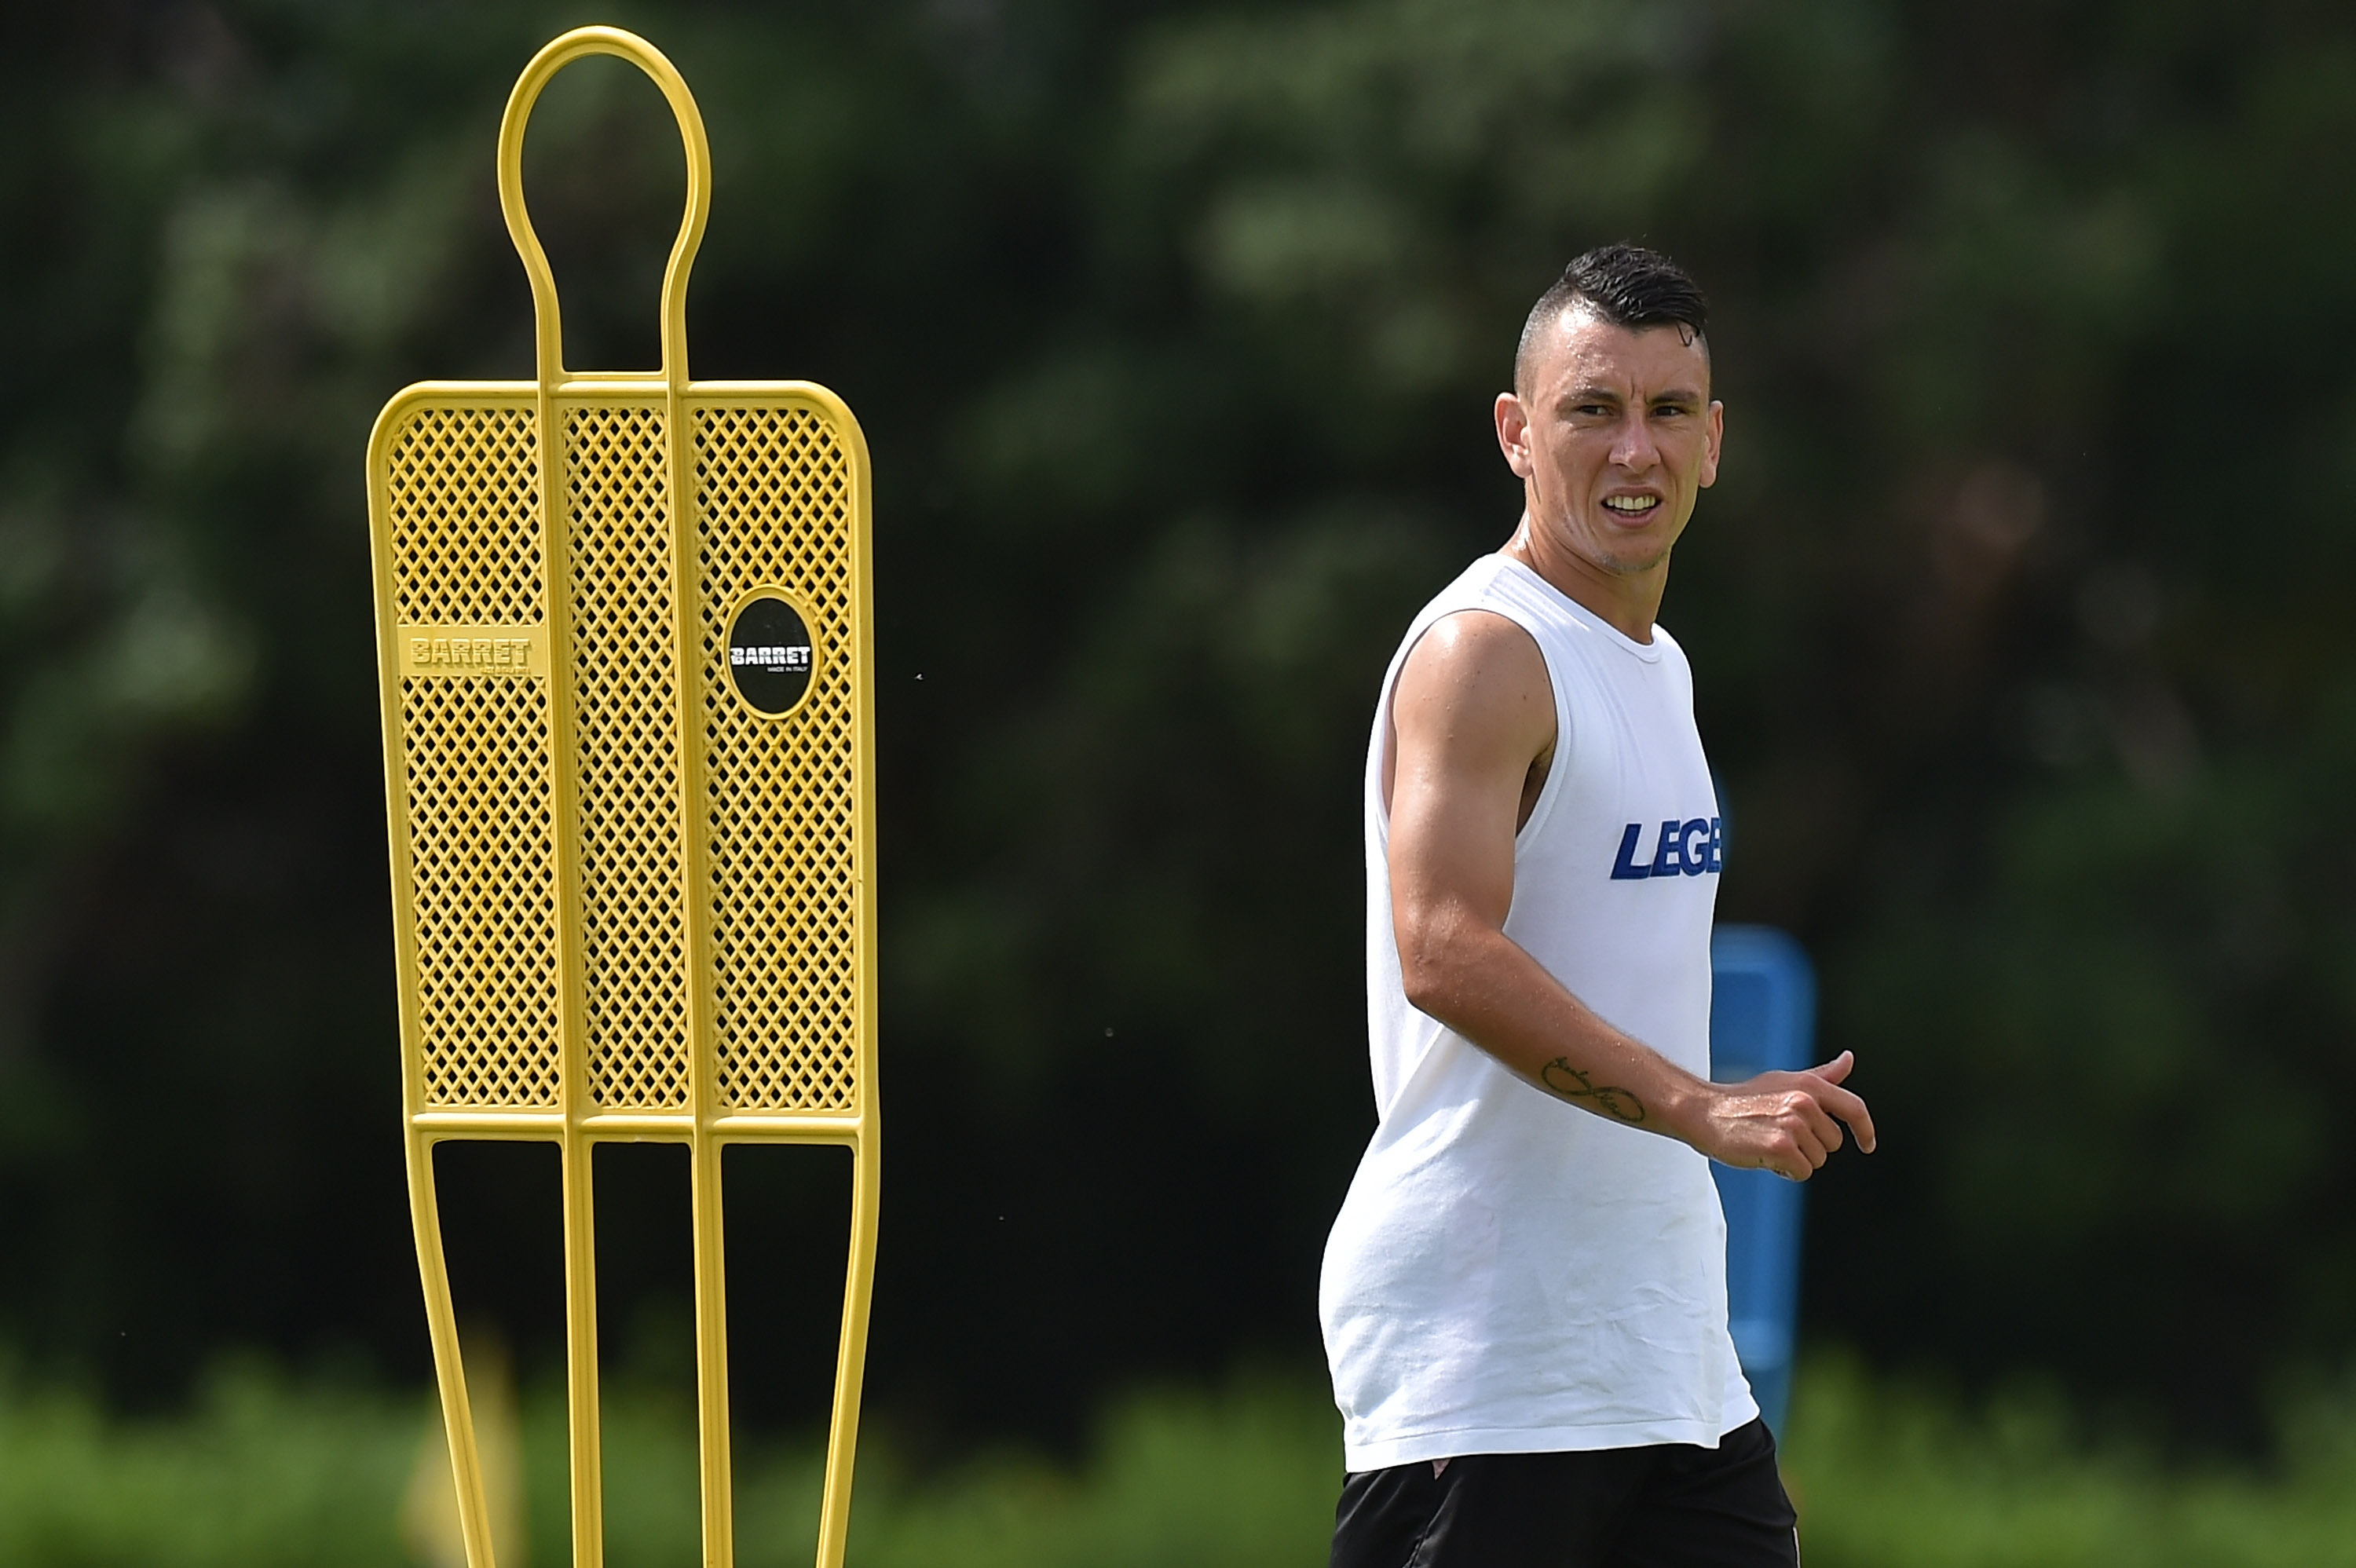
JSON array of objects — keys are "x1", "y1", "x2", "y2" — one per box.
[{"x1": 496, "y1": 26, "x2": 712, "y2": 388}]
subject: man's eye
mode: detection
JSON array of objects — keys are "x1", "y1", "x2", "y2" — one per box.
[{"x1": 1575, "y1": 404, "x2": 1615, "y2": 418}]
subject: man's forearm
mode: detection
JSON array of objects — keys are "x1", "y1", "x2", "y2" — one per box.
[{"x1": 1401, "y1": 923, "x2": 1713, "y2": 1143}]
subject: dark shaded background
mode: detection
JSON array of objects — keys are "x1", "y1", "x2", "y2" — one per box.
[{"x1": 4, "y1": 0, "x2": 2354, "y2": 1458}]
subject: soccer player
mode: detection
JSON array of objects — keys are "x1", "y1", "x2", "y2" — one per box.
[{"x1": 1320, "y1": 245, "x2": 1876, "y2": 1567}]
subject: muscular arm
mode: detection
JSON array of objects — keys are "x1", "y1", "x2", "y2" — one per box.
[{"x1": 1385, "y1": 611, "x2": 1875, "y2": 1180}]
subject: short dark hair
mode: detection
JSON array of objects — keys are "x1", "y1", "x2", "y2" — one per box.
[{"x1": 1515, "y1": 244, "x2": 1710, "y2": 390}]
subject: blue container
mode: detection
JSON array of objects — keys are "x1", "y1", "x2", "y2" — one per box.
[{"x1": 1707, "y1": 925, "x2": 1816, "y2": 1436}]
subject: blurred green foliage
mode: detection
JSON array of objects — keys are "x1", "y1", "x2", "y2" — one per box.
[
  {"x1": 5, "y1": 1354, "x2": 2356, "y2": 1567},
  {"x1": 0, "y1": 1357, "x2": 419, "y2": 1568},
  {"x1": 4, "y1": 0, "x2": 2356, "y2": 1453},
  {"x1": 1786, "y1": 1357, "x2": 2356, "y2": 1568}
]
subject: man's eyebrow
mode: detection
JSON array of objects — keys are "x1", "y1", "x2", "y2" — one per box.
[{"x1": 1557, "y1": 384, "x2": 1707, "y2": 409}]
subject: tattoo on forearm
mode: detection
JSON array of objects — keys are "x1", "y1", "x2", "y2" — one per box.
[{"x1": 1541, "y1": 1058, "x2": 1647, "y2": 1124}]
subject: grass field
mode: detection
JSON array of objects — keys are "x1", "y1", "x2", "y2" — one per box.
[{"x1": 4, "y1": 1351, "x2": 2354, "y2": 1566}]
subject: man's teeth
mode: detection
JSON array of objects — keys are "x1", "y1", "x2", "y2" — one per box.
[{"x1": 1603, "y1": 495, "x2": 1659, "y2": 513}]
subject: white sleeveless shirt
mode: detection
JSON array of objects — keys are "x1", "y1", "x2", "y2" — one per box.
[{"x1": 1319, "y1": 554, "x2": 1756, "y2": 1470}]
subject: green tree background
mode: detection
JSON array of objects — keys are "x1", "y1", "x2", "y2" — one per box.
[{"x1": 4, "y1": 0, "x2": 2354, "y2": 1460}]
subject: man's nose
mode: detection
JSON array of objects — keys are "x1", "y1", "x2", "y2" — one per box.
[{"x1": 1610, "y1": 415, "x2": 1660, "y2": 470}]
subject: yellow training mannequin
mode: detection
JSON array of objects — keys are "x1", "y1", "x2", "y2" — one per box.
[{"x1": 363, "y1": 27, "x2": 880, "y2": 1568}]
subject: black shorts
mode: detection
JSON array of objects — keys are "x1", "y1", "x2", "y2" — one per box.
[{"x1": 1330, "y1": 1416, "x2": 1800, "y2": 1568}]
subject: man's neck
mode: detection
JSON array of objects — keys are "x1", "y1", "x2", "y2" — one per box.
[{"x1": 1502, "y1": 513, "x2": 1668, "y2": 645}]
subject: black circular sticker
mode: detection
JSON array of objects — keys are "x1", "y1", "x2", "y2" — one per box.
[{"x1": 726, "y1": 595, "x2": 816, "y2": 716}]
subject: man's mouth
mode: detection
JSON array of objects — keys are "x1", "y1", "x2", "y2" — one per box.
[{"x1": 1601, "y1": 494, "x2": 1662, "y2": 518}]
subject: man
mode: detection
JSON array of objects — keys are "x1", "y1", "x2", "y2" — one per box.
[{"x1": 1319, "y1": 244, "x2": 1876, "y2": 1567}]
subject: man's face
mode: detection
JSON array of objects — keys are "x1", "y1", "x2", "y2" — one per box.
[{"x1": 1496, "y1": 306, "x2": 1722, "y2": 578}]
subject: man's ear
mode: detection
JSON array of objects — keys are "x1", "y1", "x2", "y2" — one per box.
[
  {"x1": 1494, "y1": 392, "x2": 1535, "y2": 479},
  {"x1": 1699, "y1": 399, "x2": 1724, "y2": 489}
]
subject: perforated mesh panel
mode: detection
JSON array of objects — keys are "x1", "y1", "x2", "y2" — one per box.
[
  {"x1": 382, "y1": 400, "x2": 562, "y2": 1109},
  {"x1": 695, "y1": 406, "x2": 861, "y2": 1113},
  {"x1": 386, "y1": 406, "x2": 546, "y2": 625},
  {"x1": 565, "y1": 404, "x2": 693, "y2": 1109},
  {"x1": 398, "y1": 664, "x2": 564, "y2": 1108},
  {"x1": 379, "y1": 391, "x2": 867, "y2": 1122}
]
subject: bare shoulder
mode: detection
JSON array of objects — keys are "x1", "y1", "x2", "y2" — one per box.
[{"x1": 1392, "y1": 609, "x2": 1555, "y2": 762}]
